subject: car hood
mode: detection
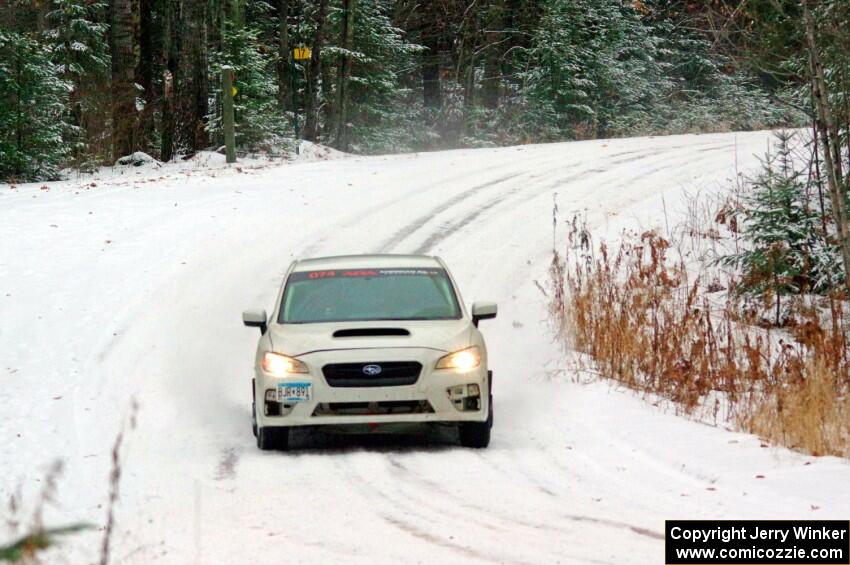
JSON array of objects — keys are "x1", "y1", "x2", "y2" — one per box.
[{"x1": 267, "y1": 319, "x2": 473, "y2": 357}]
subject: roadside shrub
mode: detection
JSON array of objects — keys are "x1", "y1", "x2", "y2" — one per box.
[
  {"x1": 551, "y1": 218, "x2": 850, "y2": 458},
  {"x1": 719, "y1": 132, "x2": 843, "y2": 306},
  {"x1": 0, "y1": 31, "x2": 70, "y2": 181}
]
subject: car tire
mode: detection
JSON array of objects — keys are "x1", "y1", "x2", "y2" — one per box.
[
  {"x1": 487, "y1": 371, "x2": 494, "y2": 429},
  {"x1": 459, "y1": 397, "x2": 492, "y2": 448},
  {"x1": 459, "y1": 421, "x2": 490, "y2": 448},
  {"x1": 251, "y1": 380, "x2": 258, "y2": 437},
  {"x1": 488, "y1": 393, "x2": 494, "y2": 429},
  {"x1": 257, "y1": 426, "x2": 290, "y2": 451}
]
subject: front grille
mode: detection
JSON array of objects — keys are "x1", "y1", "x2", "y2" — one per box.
[
  {"x1": 322, "y1": 361, "x2": 422, "y2": 387},
  {"x1": 312, "y1": 400, "x2": 434, "y2": 417}
]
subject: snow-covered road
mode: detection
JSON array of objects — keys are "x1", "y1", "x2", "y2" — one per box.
[{"x1": 2, "y1": 131, "x2": 848, "y2": 564}]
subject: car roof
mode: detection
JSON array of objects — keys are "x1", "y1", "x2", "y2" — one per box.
[{"x1": 291, "y1": 254, "x2": 444, "y2": 272}]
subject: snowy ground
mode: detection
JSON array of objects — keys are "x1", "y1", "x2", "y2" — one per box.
[{"x1": 1, "y1": 131, "x2": 848, "y2": 564}]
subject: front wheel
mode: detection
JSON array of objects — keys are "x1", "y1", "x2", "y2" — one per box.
[
  {"x1": 459, "y1": 421, "x2": 490, "y2": 448},
  {"x1": 459, "y1": 396, "x2": 492, "y2": 448},
  {"x1": 257, "y1": 426, "x2": 290, "y2": 451},
  {"x1": 252, "y1": 380, "x2": 258, "y2": 437}
]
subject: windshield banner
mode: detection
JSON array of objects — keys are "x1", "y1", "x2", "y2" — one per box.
[{"x1": 289, "y1": 268, "x2": 447, "y2": 281}]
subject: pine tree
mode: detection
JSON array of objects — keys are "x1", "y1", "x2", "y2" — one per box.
[
  {"x1": 722, "y1": 132, "x2": 842, "y2": 313},
  {"x1": 333, "y1": 0, "x2": 423, "y2": 152},
  {"x1": 0, "y1": 31, "x2": 70, "y2": 181},
  {"x1": 641, "y1": 1, "x2": 787, "y2": 134},
  {"x1": 208, "y1": 2, "x2": 289, "y2": 151},
  {"x1": 44, "y1": 0, "x2": 110, "y2": 167},
  {"x1": 520, "y1": 0, "x2": 667, "y2": 139}
]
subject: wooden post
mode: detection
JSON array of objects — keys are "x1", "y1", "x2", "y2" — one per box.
[{"x1": 222, "y1": 66, "x2": 237, "y2": 164}]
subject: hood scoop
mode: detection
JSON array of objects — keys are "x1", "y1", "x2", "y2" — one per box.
[{"x1": 332, "y1": 328, "x2": 410, "y2": 338}]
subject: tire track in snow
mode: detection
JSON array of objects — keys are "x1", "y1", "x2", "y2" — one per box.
[
  {"x1": 560, "y1": 514, "x2": 664, "y2": 541},
  {"x1": 300, "y1": 159, "x2": 530, "y2": 257},
  {"x1": 380, "y1": 146, "x2": 665, "y2": 255},
  {"x1": 214, "y1": 446, "x2": 240, "y2": 481},
  {"x1": 410, "y1": 144, "x2": 700, "y2": 254},
  {"x1": 412, "y1": 139, "x2": 735, "y2": 257},
  {"x1": 324, "y1": 447, "x2": 620, "y2": 565},
  {"x1": 317, "y1": 440, "x2": 659, "y2": 565},
  {"x1": 377, "y1": 513, "x2": 497, "y2": 563},
  {"x1": 385, "y1": 453, "x2": 664, "y2": 543},
  {"x1": 334, "y1": 451, "x2": 509, "y2": 533},
  {"x1": 372, "y1": 172, "x2": 526, "y2": 254},
  {"x1": 412, "y1": 138, "x2": 742, "y2": 275},
  {"x1": 324, "y1": 452, "x2": 525, "y2": 564}
]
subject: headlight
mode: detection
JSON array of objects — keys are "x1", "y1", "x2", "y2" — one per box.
[
  {"x1": 435, "y1": 346, "x2": 481, "y2": 371},
  {"x1": 261, "y1": 352, "x2": 308, "y2": 376}
]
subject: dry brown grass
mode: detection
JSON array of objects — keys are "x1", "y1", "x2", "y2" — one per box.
[{"x1": 552, "y1": 222, "x2": 850, "y2": 458}]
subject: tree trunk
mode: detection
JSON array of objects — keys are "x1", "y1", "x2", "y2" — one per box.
[
  {"x1": 321, "y1": 45, "x2": 334, "y2": 140},
  {"x1": 460, "y1": 42, "x2": 475, "y2": 141},
  {"x1": 230, "y1": 0, "x2": 244, "y2": 28},
  {"x1": 180, "y1": 0, "x2": 209, "y2": 152},
  {"x1": 303, "y1": 0, "x2": 329, "y2": 141},
  {"x1": 277, "y1": 0, "x2": 292, "y2": 111},
  {"x1": 138, "y1": 0, "x2": 156, "y2": 153},
  {"x1": 59, "y1": 21, "x2": 82, "y2": 164},
  {"x1": 335, "y1": 0, "x2": 356, "y2": 150},
  {"x1": 160, "y1": 0, "x2": 178, "y2": 162},
  {"x1": 803, "y1": 0, "x2": 850, "y2": 292},
  {"x1": 421, "y1": 33, "x2": 441, "y2": 112},
  {"x1": 110, "y1": 0, "x2": 139, "y2": 160},
  {"x1": 481, "y1": 0, "x2": 504, "y2": 110},
  {"x1": 14, "y1": 51, "x2": 23, "y2": 178}
]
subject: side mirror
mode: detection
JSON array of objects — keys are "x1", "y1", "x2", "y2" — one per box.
[
  {"x1": 471, "y1": 302, "x2": 497, "y2": 327},
  {"x1": 243, "y1": 309, "x2": 268, "y2": 334}
]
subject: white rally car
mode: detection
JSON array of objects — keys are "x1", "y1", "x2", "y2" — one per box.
[{"x1": 242, "y1": 254, "x2": 497, "y2": 451}]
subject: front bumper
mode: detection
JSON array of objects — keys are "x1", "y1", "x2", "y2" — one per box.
[{"x1": 254, "y1": 348, "x2": 489, "y2": 428}]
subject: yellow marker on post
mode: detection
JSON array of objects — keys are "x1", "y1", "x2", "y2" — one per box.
[{"x1": 293, "y1": 47, "x2": 312, "y2": 61}]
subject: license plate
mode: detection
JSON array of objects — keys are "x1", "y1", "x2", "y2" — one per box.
[{"x1": 278, "y1": 382, "x2": 312, "y2": 403}]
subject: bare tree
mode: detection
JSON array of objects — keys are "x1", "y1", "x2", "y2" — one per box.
[{"x1": 802, "y1": 0, "x2": 850, "y2": 292}]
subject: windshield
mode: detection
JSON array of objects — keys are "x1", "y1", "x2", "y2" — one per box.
[{"x1": 279, "y1": 267, "x2": 462, "y2": 323}]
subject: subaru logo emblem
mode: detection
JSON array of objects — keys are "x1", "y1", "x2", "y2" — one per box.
[{"x1": 362, "y1": 364, "x2": 382, "y2": 376}]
